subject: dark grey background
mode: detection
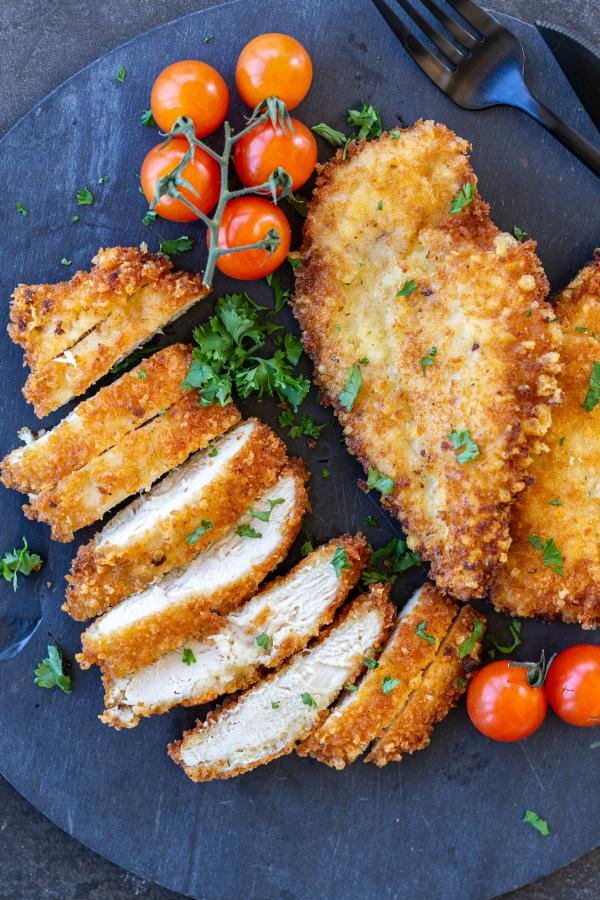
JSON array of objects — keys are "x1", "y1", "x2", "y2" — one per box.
[{"x1": 0, "y1": 2, "x2": 598, "y2": 899}]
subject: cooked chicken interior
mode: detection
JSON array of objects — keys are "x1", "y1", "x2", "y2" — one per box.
[
  {"x1": 9, "y1": 246, "x2": 209, "y2": 417},
  {"x1": 101, "y1": 534, "x2": 368, "y2": 729},
  {"x1": 168, "y1": 586, "x2": 395, "y2": 782},
  {"x1": 64, "y1": 418, "x2": 285, "y2": 618},
  {"x1": 1, "y1": 344, "x2": 192, "y2": 495},
  {"x1": 293, "y1": 120, "x2": 560, "y2": 600},
  {"x1": 491, "y1": 253, "x2": 600, "y2": 628},
  {"x1": 77, "y1": 461, "x2": 309, "y2": 677}
]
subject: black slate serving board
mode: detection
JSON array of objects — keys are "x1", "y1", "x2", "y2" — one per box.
[{"x1": 1, "y1": 2, "x2": 599, "y2": 898}]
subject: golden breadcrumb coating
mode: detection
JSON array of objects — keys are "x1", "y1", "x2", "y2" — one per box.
[
  {"x1": 1, "y1": 344, "x2": 192, "y2": 494},
  {"x1": 100, "y1": 534, "x2": 368, "y2": 729},
  {"x1": 168, "y1": 586, "x2": 395, "y2": 782},
  {"x1": 24, "y1": 398, "x2": 240, "y2": 541},
  {"x1": 491, "y1": 254, "x2": 600, "y2": 627},
  {"x1": 366, "y1": 605, "x2": 485, "y2": 765},
  {"x1": 298, "y1": 582, "x2": 457, "y2": 768},
  {"x1": 9, "y1": 246, "x2": 209, "y2": 417},
  {"x1": 64, "y1": 419, "x2": 286, "y2": 619},
  {"x1": 77, "y1": 461, "x2": 309, "y2": 678},
  {"x1": 293, "y1": 121, "x2": 561, "y2": 600}
]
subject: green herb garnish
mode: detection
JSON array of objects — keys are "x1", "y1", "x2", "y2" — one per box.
[
  {"x1": 15, "y1": 201, "x2": 28, "y2": 217},
  {"x1": 382, "y1": 675, "x2": 400, "y2": 695},
  {"x1": 1, "y1": 537, "x2": 42, "y2": 591},
  {"x1": 582, "y1": 361, "x2": 600, "y2": 412},
  {"x1": 140, "y1": 108, "x2": 156, "y2": 127},
  {"x1": 338, "y1": 364, "x2": 362, "y2": 411},
  {"x1": 76, "y1": 188, "x2": 94, "y2": 206},
  {"x1": 513, "y1": 226, "x2": 528, "y2": 241},
  {"x1": 256, "y1": 633, "x2": 270, "y2": 651},
  {"x1": 278, "y1": 410, "x2": 325, "y2": 442},
  {"x1": 363, "y1": 656, "x2": 379, "y2": 670},
  {"x1": 143, "y1": 210, "x2": 158, "y2": 225},
  {"x1": 160, "y1": 235, "x2": 195, "y2": 258},
  {"x1": 236, "y1": 523, "x2": 262, "y2": 539},
  {"x1": 311, "y1": 123, "x2": 348, "y2": 147},
  {"x1": 447, "y1": 429, "x2": 480, "y2": 464},
  {"x1": 421, "y1": 346, "x2": 438, "y2": 375},
  {"x1": 115, "y1": 66, "x2": 126, "y2": 83},
  {"x1": 347, "y1": 102, "x2": 383, "y2": 140},
  {"x1": 109, "y1": 344, "x2": 159, "y2": 375},
  {"x1": 457, "y1": 617, "x2": 484, "y2": 659},
  {"x1": 301, "y1": 692, "x2": 318, "y2": 709},
  {"x1": 365, "y1": 467, "x2": 394, "y2": 495},
  {"x1": 396, "y1": 280, "x2": 417, "y2": 298},
  {"x1": 416, "y1": 621, "x2": 436, "y2": 645},
  {"x1": 34, "y1": 645, "x2": 71, "y2": 693},
  {"x1": 362, "y1": 538, "x2": 420, "y2": 585},
  {"x1": 364, "y1": 515, "x2": 379, "y2": 528},
  {"x1": 523, "y1": 810, "x2": 550, "y2": 837},
  {"x1": 271, "y1": 700, "x2": 280, "y2": 709},
  {"x1": 548, "y1": 498, "x2": 562, "y2": 506},
  {"x1": 300, "y1": 538, "x2": 314, "y2": 557},
  {"x1": 186, "y1": 520, "x2": 213, "y2": 544},
  {"x1": 60, "y1": 258, "x2": 71, "y2": 267},
  {"x1": 487, "y1": 618, "x2": 522, "y2": 657},
  {"x1": 528, "y1": 535, "x2": 563, "y2": 575},
  {"x1": 182, "y1": 648, "x2": 196, "y2": 665},
  {"x1": 248, "y1": 498, "x2": 285, "y2": 522},
  {"x1": 449, "y1": 182, "x2": 475, "y2": 214},
  {"x1": 331, "y1": 547, "x2": 350, "y2": 577}
]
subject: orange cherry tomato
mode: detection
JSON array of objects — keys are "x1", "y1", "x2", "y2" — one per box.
[
  {"x1": 236, "y1": 33, "x2": 312, "y2": 110},
  {"x1": 467, "y1": 660, "x2": 548, "y2": 742},
  {"x1": 546, "y1": 645, "x2": 600, "y2": 727},
  {"x1": 209, "y1": 197, "x2": 291, "y2": 280},
  {"x1": 140, "y1": 138, "x2": 220, "y2": 222},
  {"x1": 233, "y1": 117, "x2": 317, "y2": 192},
  {"x1": 151, "y1": 60, "x2": 229, "y2": 137}
]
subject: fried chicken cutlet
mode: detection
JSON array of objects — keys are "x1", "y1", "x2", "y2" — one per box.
[
  {"x1": 293, "y1": 120, "x2": 561, "y2": 600},
  {"x1": 491, "y1": 254, "x2": 600, "y2": 627}
]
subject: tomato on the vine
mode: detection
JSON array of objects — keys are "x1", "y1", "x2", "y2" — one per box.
[
  {"x1": 546, "y1": 645, "x2": 600, "y2": 727},
  {"x1": 236, "y1": 33, "x2": 313, "y2": 110},
  {"x1": 467, "y1": 660, "x2": 548, "y2": 742},
  {"x1": 140, "y1": 138, "x2": 220, "y2": 222},
  {"x1": 209, "y1": 197, "x2": 291, "y2": 280},
  {"x1": 233, "y1": 117, "x2": 317, "y2": 192},
  {"x1": 151, "y1": 60, "x2": 229, "y2": 137}
]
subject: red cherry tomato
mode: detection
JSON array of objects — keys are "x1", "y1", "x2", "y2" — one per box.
[
  {"x1": 209, "y1": 197, "x2": 291, "y2": 280},
  {"x1": 233, "y1": 117, "x2": 317, "y2": 192},
  {"x1": 236, "y1": 33, "x2": 313, "y2": 110},
  {"x1": 151, "y1": 60, "x2": 229, "y2": 137},
  {"x1": 546, "y1": 645, "x2": 600, "y2": 727},
  {"x1": 140, "y1": 138, "x2": 220, "y2": 222},
  {"x1": 467, "y1": 660, "x2": 548, "y2": 742}
]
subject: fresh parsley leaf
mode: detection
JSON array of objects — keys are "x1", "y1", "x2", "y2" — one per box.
[
  {"x1": 15, "y1": 201, "x2": 28, "y2": 217},
  {"x1": 115, "y1": 66, "x2": 126, "y2": 83},
  {"x1": 457, "y1": 677, "x2": 468, "y2": 689},
  {"x1": 300, "y1": 538, "x2": 314, "y2": 557},
  {"x1": 457, "y1": 617, "x2": 484, "y2": 659},
  {"x1": 346, "y1": 684, "x2": 358, "y2": 693},
  {"x1": 266, "y1": 273, "x2": 290, "y2": 313},
  {"x1": 109, "y1": 344, "x2": 158, "y2": 375},
  {"x1": 449, "y1": 182, "x2": 475, "y2": 214},
  {"x1": 362, "y1": 538, "x2": 420, "y2": 585},
  {"x1": 382, "y1": 675, "x2": 400, "y2": 695},
  {"x1": 366, "y1": 467, "x2": 394, "y2": 495},
  {"x1": 160, "y1": 235, "x2": 195, "y2": 258},
  {"x1": 271, "y1": 700, "x2": 280, "y2": 709},
  {"x1": 255, "y1": 633, "x2": 270, "y2": 651},
  {"x1": 1, "y1": 537, "x2": 42, "y2": 591},
  {"x1": 138, "y1": 368, "x2": 147, "y2": 380},
  {"x1": 278, "y1": 410, "x2": 325, "y2": 442},
  {"x1": 71, "y1": 214, "x2": 80, "y2": 223},
  {"x1": 34, "y1": 644, "x2": 71, "y2": 693},
  {"x1": 359, "y1": 356, "x2": 369, "y2": 365},
  {"x1": 376, "y1": 200, "x2": 383, "y2": 211},
  {"x1": 363, "y1": 656, "x2": 379, "y2": 670},
  {"x1": 396, "y1": 279, "x2": 417, "y2": 298},
  {"x1": 140, "y1": 108, "x2": 156, "y2": 127},
  {"x1": 236, "y1": 523, "x2": 262, "y2": 539},
  {"x1": 582, "y1": 361, "x2": 600, "y2": 412},
  {"x1": 523, "y1": 810, "x2": 550, "y2": 837},
  {"x1": 288, "y1": 254, "x2": 302, "y2": 272},
  {"x1": 487, "y1": 618, "x2": 522, "y2": 657},
  {"x1": 331, "y1": 547, "x2": 350, "y2": 577},
  {"x1": 249, "y1": 498, "x2": 285, "y2": 522},
  {"x1": 311, "y1": 122, "x2": 348, "y2": 147},
  {"x1": 390, "y1": 129, "x2": 401, "y2": 139},
  {"x1": 301, "y1": 691, "x2": 318, "y2": 709},
  {"x1": 208, "y1": 446, "x2": 218, "y2": 457},
  {"x1": 528, "y1": 535, "x2": 563, "y2": 575},
  {"x1": 338, "y1": 364, "x2": 362, "y2": 411},
  {"x1": 76, "y1": 188, "x2": 94, "y2": 206},
  {"x1": 513, "y1": 226, "x2": 528, "y2": 241},
  {"x1": 447, "y1": 429, "x2": 480, "y2": 464},
  {"x1": 322, "y1": 469, "x2": 331, "y2": 478},
  {"x1": 98, "y1": 175, "x2": 109, "y2": 185},
  {"x1": 421, "y1": 346, "x2": 437, "y2": 375},
  {"x1": 182, "y1": 648, "x2": 196, "y2": 665},
  {"x1": 416, "y1": 620, "x2": 436, "y2": 645},
  {"x1": 347, "y1": 102, "x2": 383, "y2": 140},
  {"x1": 186, "y1": 519, "x2": 213, "y2": 544},
  {"x1": 143, "y1": 209, "x2": 158, "y2": 225},
  {"x1": 60, "y1": 258, "x2": 71, "y2": 267},
  {"x1": 364, "y1": 515, "x2": 379, "y2": 528},
  {"x1": 548, "y1": 498, "x2": 562, "y2": 506},
  {"x1": 559, "y1": 436, "x2": 566, "y2": 446}
]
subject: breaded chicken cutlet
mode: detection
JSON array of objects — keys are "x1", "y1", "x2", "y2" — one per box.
[
  {"x1": 491, "y1": 254, "x2": 600, "y2": 627},
  {"x1": 9, "y1": 246, "x2": 209, "y2": 417},
  {"x1": 100, "y1": 535, "x2": 368, "y2": 729},
  {"x1": 293, "y1": 120, "x2": 561, "y2": 600}
]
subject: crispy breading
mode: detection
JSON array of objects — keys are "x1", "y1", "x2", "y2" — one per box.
[
  {"x1": 64, "y1": 419, "x2": 286, "y2": 618},
  {"x1": 9, "y1": 247, "x2": 209, "y2": 417},
  {"x1": 168, "y1": 586, "x2": 395, "y2": 782},
  {"x1": 366, "y1": 605, "x2": 485, "y2": 765},
  {"x1": 77, "y1": 461, "x2": 309, "y2": 678},
  {"x1": 100, "y1": 535, "x2": 368, "y2": 729},
  {"x1": 293, "y1": 121, "x2": 561, "y2": 600},
  {"x1": 1, "y1": 344, "x2": 192, "y2": 494},
  {"x1": 24, "y1": 398, "x2": 240, "y2": 541},
  {"x1": 298, "y1": 582, "x2": 457, "y2": 768},
  {"x1": 490, "y1": 254, "x2": 600, "y2": 627}
]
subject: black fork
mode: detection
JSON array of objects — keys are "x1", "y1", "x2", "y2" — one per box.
[{"x1": 373, "y1": 0, "x2": 600, "y2": 177}]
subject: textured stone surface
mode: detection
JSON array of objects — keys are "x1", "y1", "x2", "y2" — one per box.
[{"x1": 0, "y1": 2, "x2": 599, "y2": 899}]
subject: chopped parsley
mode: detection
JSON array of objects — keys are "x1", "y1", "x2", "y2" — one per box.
[
  {"x1": 98, "y1": 176, "x2": 109, "y2": 185},
  {"x1": 266, "y1": 272, "x2": 290, "y2": 313},
  {"x1": 364, "y1": 515, "x2": 379, "y2": 528},
  {"x1": 271, "y1": 700, "x2": 280, "y2": 709},
  {"x1": 203, "y1": 34, "x2": 214, "y2": 43},
  {"x1": 109, "y1": 344, "x2": 159, "y2": 375},
  {"x1": 449, "y1": 182, "x2": 475, "y2": 214},
  {"x1": 363, "y1": 656, "x2": 379, "y2": 670},
  {"x1": 548, "y1": 498, "x2": 562, "y2": 506},
  {"x1": 359, "y1": 356, "x2": 369, "y2": 365},
  {"x1": 559, "y1": 436, "x2": 566, "y2": 447},
  {"x1": 140, "y1": 108, "x2": 156, "y2": 127},
  {"x1": 138, "y1": 368, "x2": 147, "y2": 380},
  {"x1": 487, "y1": 617, "x2": 522, "y2": 657},
  {"x1": 186, "y1": 520, "x2": 213, "y2": 544},
  {"x1": 396, "y1": 279, "x2": 417, "y2": 298},
  {"x1": 115, "y1": 66, "x2": 126, "y2": 83},
  {"x1": 390, "y1": 130, "x2": 401, "y2": 139},
  {"x1": 331, "y1": 546, "x2": 350, "y2": 577},
  {"x1": 182, "y1": 648, "x2": 196, "y2": 665},
  {"x1": 338, "y1": 364, "x2": 362, "y2": 411},
  {"x1": 376, "y1": 200, "x2": 383, "y2": 211},
  {"x1": 322, "y1": 468, "x2": 331, "y2": 478},
  {"x1": 346, "y1": 684, "x2": 358, "y2": 693},
  {"x1": 278, "y1": 409, "x2": 326, "y2": 442},
  {"x1": 143, "y1": 209, "x2": 158, "y2": 225},
  {"x1": 513, "y1": 226, "x2": 528, "y2": 241},
  {"x1": 301, "y1": 692, "x2": 318, "y2": 709},
  {"x1": 416, "y1": 620, "x2": 436, "y2": 645},
  {"x1": 15, "y1": 201, "x2": 28, "y2": 217},
  {"x1": 71, "y1": 214, "x2": 80, "y2": 223},
  {"x1": 60, "y1": 258, "x2": 71, "y2": 267},
  {"x1": 300, "y1": 538, "x2": 314, "y2": 557},
  {"x1": 287, "y1": 254, "x2": 302, "y2": 272},
  {"x1": 159, "y1": 235, "x2": 195, "y2": 258},
  {"x1": 255, "y1": 633, "x2": 270, "y2": 651},
  {"x1": 236, "y1": 523, "x2": 262, "y2": 539},
  {"x1": 457, "y1": 617, "x2": 485, "y2": 659},
  {"x1": 311, "y1": 122, "x2": 348, "y2": 147},
  {"x1": 347, "y1": 102, "x2": 383, "y2": 140},
  {"x1": 362, "y1": 538, "x2": 420, "y2": 585},
  {"x1": 382, "y1": 675, "x2": 400, "y2": 695},
  {"x1": 76, "y1": 188, "x2": 94, "y2": 206},
  {"x1": 365, "y1": 467, "x2": 394, "y2": 495},
  {"x1": 582, "y1": 361, "x2": 600, "y2": 412},
  {"x1": 528, "y1": 535, "x2": 563, "y2": 575},
  {"x1": 447, "y1": 429, "x2": 480, "y2": 464},
  {"x1": 34, "y1": 645, "x2": 71, "y2": 693},
  {"x1": 523, "y1": 810, "x2": 550, "y2": 837},
  {"x1": 208, "y1": 446, "x2": 219, "y2": 457},
  {"x1": 421, "y1": 346, "x2": 438, "y2": 375},
  {"x1": 248, "y1": 498, "x2": 285, "y2": 522},
  {"x1": 1, "y1": 537, "x2": 42, "y2": 591}
]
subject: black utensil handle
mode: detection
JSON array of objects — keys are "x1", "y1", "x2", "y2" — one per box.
[{"x1": 519, "y1": 92, "x2": 600, "y2": 177}]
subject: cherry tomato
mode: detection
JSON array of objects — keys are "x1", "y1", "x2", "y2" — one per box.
[
  {"x1": 233, "y1": 117, "x2": 317, "y2": 192},
  {"x1": 467, "y1": 660, "x2": 548, "y2": 742},
  {"x1": 209, "y1": 197, "x2": 291, "y2": 280},
  {"x1": 236, "y1": 33, "x2": 313, "y2": 110},
  {"x1": 546, "y1": 645, "x2": 600, "y2": 727},
  {"x1": 151, "y1": 60, "x2": 229, "y2": 137},
  {"x1": 140, "y1": 138, "x2": 220, "y2": 222}
]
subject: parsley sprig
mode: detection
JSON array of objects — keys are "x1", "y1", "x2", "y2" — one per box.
[
  {"x1": 312, "y1": 102, "x2": 383, "y2": 155},
  {"x1": 1, "y1": 537, "x2": 42, "y2": 591},
  {"x1": 528, "y1": 535, "x2": 563, "y2": 575},
  {"x1": 582, "y1": 361, "x2": 600, "y2": 412},
  {"x1": 362, "y1": 538, "x2": 420, "y2": 585},
  {"x1": 447, "y1": 429, "x2": 480, "y2": 464},
  {"x1": 449, "y1": 182, "x2": 475, "y2": 214},
  {"x1": 34, "y1": 645, "x2": 71, "y2": 693},
  {"x1": 331, "y1": 547, "x2": 350, "y2": 577},
  {"x1": 365, "y1": 467, "x2": 394, "y2": 496}
]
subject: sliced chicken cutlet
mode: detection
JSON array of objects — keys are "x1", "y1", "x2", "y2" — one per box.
[
  {"x1": 168, "y1": 586, "x2": 395, "y2": 782},
  {"x1": 77, "y1": 461, "x2": 309, "y2": 677},
  {"x1": 101, "y1": 535, "x2": 368, "y2": 729},
  {"x1": 23, "y1": 399, "x2": 240, "y2": 542},
  {"x1": 9, "y1": 246, "x2": 209, "y2": 417},
  {"x1": 491, "y1": 254, "x2": 600, "y2": 627},
  {"x1": 293, "y1": 120, "x2": 560, "y2": 600},
  {"x1": 1, "y1": 344, "x2": 192, "y2": 495},
  {"x1": 64, "y1": 418, "x2": 285, "y2": 616}
]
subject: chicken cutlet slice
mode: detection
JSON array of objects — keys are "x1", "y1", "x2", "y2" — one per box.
[
  {"x1": 293, "y1": 120, "x2": 560, "y2": 600},
  {"x1": 64, "y1": 418, "x2": 285, "y2": 617},
  {"x1": 168, "y1": 585, "x2": 395, "y2": 782},
  {"x1": 77, "y1": 462, "x2": 309, "y2": 677},
  {"x1": 24, "y1": 399, "x2": 240, "y2": 542},
  {"x1": 490, "y1": 254, "x2": 600, "y2": 627},
  {"x1": 1, "y1": 344, "x2": 192, "y2": 495},
  {"x1": 366, "y1": 605, "x2": 485, "y2": 765},
  {"x1": 298, "y1": 581, "x2": 457, "y2": 768},
  {"x1": 100, "y1": 535, "x2": 368, "y2": 729}
]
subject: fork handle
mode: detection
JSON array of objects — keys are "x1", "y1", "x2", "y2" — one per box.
[{"x1": 515, "y1": 92, "x2": 600, "y2": 177}]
